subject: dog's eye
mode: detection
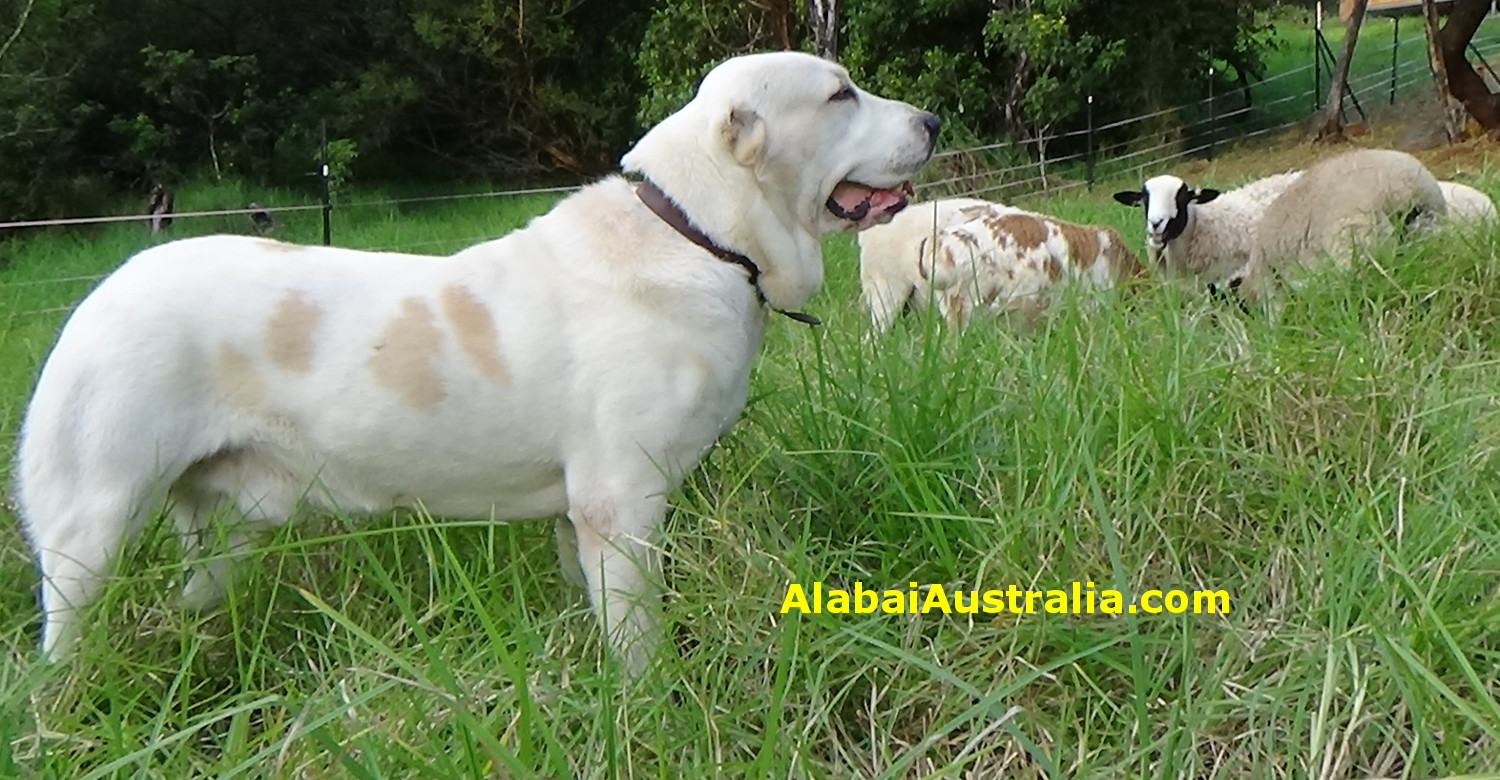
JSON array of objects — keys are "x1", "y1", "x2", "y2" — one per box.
[{"x1": 829, "y1": 85, "x2": 857, "y2": 103}]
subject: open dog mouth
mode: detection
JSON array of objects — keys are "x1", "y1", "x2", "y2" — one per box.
[{"x1": 826, "y1": 180, "x2": 915, "y2": 229}]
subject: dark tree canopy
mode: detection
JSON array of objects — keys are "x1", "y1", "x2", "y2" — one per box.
[{"x1": 0, "y1": 0, "x2": 1282, "y2": 220}]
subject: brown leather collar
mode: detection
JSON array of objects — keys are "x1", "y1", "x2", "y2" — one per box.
[{"x1": 635, "y1": 179, "x2": 820, "y2": 326}]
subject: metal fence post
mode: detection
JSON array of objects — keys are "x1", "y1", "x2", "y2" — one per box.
[
  {"x1": 1391, "y1": 16, "x2": 1400, "y2": 105},
  {"x1": 1208, "y1": 63, "x2": 1216, "y2": 159},
  {"x1": 1086, "y1": 94, "x2": 1095, "y2": 188},
  {"x1": 321, "y1": 163, "x2": 331, "y2": 246},
  {"x1": 320, "y1": 122, "x2": 332, "y2": 246}
]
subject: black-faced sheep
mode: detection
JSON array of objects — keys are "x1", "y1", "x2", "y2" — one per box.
[{"x1": 1112, "y1": 171, "x2": 1302, "y2": 290}]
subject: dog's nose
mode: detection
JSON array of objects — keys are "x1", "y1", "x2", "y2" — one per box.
[{"x1": 920, "y1": 112, "x2": 941, "y2": 146}]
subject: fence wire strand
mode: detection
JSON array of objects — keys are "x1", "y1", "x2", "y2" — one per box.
[{"x1": 1, "y1": 32, "x2": 1474, "y2": 304}]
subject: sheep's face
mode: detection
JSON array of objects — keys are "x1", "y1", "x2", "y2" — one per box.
[{"x1": 1113, "y1": 176, "x2": 1220, "y2": 257}]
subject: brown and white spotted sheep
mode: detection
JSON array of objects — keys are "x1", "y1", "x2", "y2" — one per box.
[{"x1": 917, "y1": 204, "x2": 1143, "y2": 329}]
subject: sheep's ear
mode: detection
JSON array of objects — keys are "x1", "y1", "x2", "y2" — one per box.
[
  {"x1": 721, "y1": 106, "x2": 767, "y2": 170},
  {"x1": 1194, "y1": 188, "x2": 1221, "y2": 204},
  {"x1": 1113, "y1": 191, "x2": 1144, "y2": 207}
]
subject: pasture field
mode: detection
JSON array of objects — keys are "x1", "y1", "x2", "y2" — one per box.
[{"x1": 3, "y1": 145, "x2": 1500, "y2": 779}]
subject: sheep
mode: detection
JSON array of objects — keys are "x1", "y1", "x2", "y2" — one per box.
[
  {"x1": 1438, "y1": 180, "x2": 1498, "y2": 223},
  {"x1": 858, "y1": 197, "x2": 994, "y2": 331},
  {"x1": 1112, "y1": 170, "x2": 1303, "y2": 290},
  {"x1": 1238, "y1": 148, "x2": 1447, "y2": 300},
  {"x1": 917, "y1": 203, "x2": 1144, "y2": 329}
]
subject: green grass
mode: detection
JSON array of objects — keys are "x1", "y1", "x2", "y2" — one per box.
[
  {"x1": 1255, "y1": 10, "x2": 1500, "y2": 125},
  {"x1": 3, "y1": 165, "x2": 1500, "y2": 778}
]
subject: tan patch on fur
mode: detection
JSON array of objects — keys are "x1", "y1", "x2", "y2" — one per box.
[
  {"x1": 988, "y1": 213, "x2": 1049, "y2": 250},
  {"x1": 1056, "y1": 222, "x2": 1100, "y2": 268},
  {"x1": 256, "y1": 239, "x2": 305, "y2": 252},
  {"x1": 1044, "y1": 256, "x2": 1063, "y2": 281},
  {"x1": 266, "y1": 291, "x2": 323, "y2": 373},
  {"x1": 215, "y1": 345, "x2": 266, "y2": 408},
  {"x1": 439, "y1": 285, "x2": 509, "y2": 384},
  {"x1": 369, "y1": 298, "x2": 447, "y2": 409}
]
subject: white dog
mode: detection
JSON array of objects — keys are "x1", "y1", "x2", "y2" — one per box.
[{"x1": 17, "y1": 52, "x2": 939, "y2": 674}]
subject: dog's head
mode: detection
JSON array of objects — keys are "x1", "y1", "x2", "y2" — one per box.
[{"x1": 623, "y1": 52, "x2": 939, "y2": 310}]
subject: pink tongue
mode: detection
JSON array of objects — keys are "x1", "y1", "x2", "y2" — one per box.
[
  {"x1": 830, "y1": 181, "x2": 877, "y2": 212},
  {"x1": 830, "y1": 181, "x2": 909, "y2": 215},
  {"x1": 866, "y1": 188, "x2": 906, "y2": 212}
]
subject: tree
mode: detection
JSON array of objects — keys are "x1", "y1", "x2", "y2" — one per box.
[
  {"x1": 1315, "y1": 0, "x2": 1369, "y2": 141},
  {"x1": 807, "y1": 0, "x2": 838, "y2": 59},
  {"x1": 1432, "y1": 0, "x2": 1500, "y2": 136}
]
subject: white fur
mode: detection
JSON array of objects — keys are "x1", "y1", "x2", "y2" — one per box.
[
  {"x1": 16, "y1": 52, "x2": 936, "y2": 674},
  {"x1": 1241, "y1": 148, "x2": 1447, "y2": 299},
  {"x1": 856, "y1": 197, "x2": 994, "y2": 331},
  {"x1": 1439, "y1": 180, "x2": 1498, "y2": 223},
  {"x1": 917, "y1": 204, "x2": 1142, "y2": 329}
]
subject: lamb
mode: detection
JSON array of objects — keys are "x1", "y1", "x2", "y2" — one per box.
[
  {"x1": 1239, "y1": 148, "x2": 1447, "y2": 299},
  {"x1": 1112, "y1": 170, "x2": 1303, "y2": 290},
  {"x1": 1438, "y1": 180, "x2": 1498, "y2": 223},
  {"x1": 917, "y1": 203, "x2": 1144, "y2": 329},
  {"x1": 857, "y1": 197, "x2": 994, "y2": 331}
]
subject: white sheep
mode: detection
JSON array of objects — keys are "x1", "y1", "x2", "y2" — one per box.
[
  {"x1": 918, "y1": 203, "x2": 1143, "y2": 329},
  {"x1": 857, "y1": 197, "x2": 994, "y2": 331},
  {"x1": 1438, "y1": 180, "x2": 1498, "y2": 223},
  {"x1": 1239, "y1": 148, "x2": 1447, "y2": 299},
  {"x1": 1112, "y1": 170, "x2": 1303, "y2": 290}
]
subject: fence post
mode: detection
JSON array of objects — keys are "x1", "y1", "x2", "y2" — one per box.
[
  {"x1": 1390, "y1": 16, "x2": 1399, "y2": 104},
  {"x1": 1207, "y1": 63, "x2": 1216, "y2": 159},
  {"x1": 1086, "y1": 94, "x2": 1095, "y2": 188},
  {"x1": 320, "y1": 122, "x2": 332, "y2": 246},
  {"x1": 320, "y1": 164, "x2": 332, "y2": 246},
  {"x1": 1314, "y1": 2, "x2": 1323, "y2": 111}
]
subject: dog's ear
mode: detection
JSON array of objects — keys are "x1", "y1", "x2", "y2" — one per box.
[
  {"x1": 1113, "y1": 191, "x2": 1144, "y2": 207},
  {"x1": 1194, "y1": 188, "x2": 1221, "y2": 204},
  {"x1": 721, "y1": 106, "x2": 767, "y2": 170}
]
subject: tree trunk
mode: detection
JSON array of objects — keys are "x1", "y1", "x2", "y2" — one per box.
[
  {"x1": 1437, "y1": 0, "x2": 1500, "y2": 135},
  {"x1": 1315, "y1": 0, "x2": 1369, "y2": 141},
  {"x1": 1423, "y1": 0, "x2": 1467, "y2": 141},
  {"x1": 806, "y1": 0, "x2": 838, "y2": 60}
]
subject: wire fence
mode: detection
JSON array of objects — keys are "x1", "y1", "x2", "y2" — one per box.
[{"x1": 2, "y1": 21, "x2": 1493, "y2": 321}]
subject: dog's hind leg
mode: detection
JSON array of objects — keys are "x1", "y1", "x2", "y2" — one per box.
[{"x1": 28, "y1": 485, "x2": 152, "y2": 659}]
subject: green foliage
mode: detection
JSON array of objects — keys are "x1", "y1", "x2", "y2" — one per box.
[
  {"x1": 983, "y1": 0, "x2": 1124, "y2": 134},
  {"x1": 322, "y1": 138, "x2": 360, "y2": 198},
  {"x1": 0, "y1": 0, "x2": 1284, "y2": 218},
  {"x1": 635, "y1": 0, "x2": 798, "y2": 125}
]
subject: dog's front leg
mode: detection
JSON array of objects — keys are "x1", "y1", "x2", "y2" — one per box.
[{"x1": 566, "y1": 489, "x2": 666, "y2": 678}]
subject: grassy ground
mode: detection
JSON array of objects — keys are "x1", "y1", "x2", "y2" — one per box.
[
  {"x1": 7, "y1": 12, "x2": 1500, "y2": 775},
  {"x1": 3, "y1": 136, "x2": 1500, "y2": 777}
]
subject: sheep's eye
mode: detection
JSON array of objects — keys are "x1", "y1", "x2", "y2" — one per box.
[{"x1": 829, "y1": 85, "x2": 857, "y2": 103}]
